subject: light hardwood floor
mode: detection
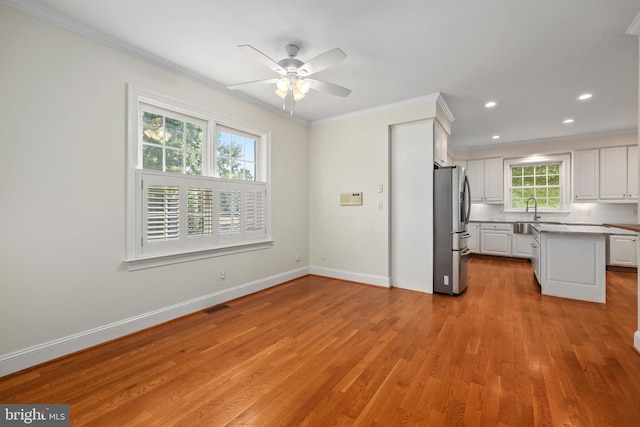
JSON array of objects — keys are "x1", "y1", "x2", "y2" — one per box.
[{"x1": 1, "y1": 258, "x2": 639, "y2": 426}]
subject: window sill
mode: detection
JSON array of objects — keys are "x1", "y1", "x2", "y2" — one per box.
[
  {"x1": 502, "y1": 209, "x2": 572, "y2": 214},
  {"x1": 124, "y1": 240, "x2": 274, "y2": 271}
]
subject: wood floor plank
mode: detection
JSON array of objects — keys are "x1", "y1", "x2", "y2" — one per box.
[{"x1": 1, "y1": 259, "x2": 640, "y2": 426}]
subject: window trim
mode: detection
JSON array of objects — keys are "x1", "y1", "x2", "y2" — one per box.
[
  {"x1": 125, "y1": 84, "x2": 272, "y2": 270},
  {"x1": 503, "y1": 154, "x2": 571, "y2": 212}
]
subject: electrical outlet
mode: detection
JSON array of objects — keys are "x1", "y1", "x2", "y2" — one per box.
[
  {"x1": 577, "y1": 209, "x2": 591, "y2": 216},
  {"x1": 321, "y1": 252, "x2": 325, "y2": 260},
  {"x1": 220, "y1": 270, "x2": 225, "y2": 281},
  {"x1": 295, "y1": 254, "x2": 300, "y2": 262}
]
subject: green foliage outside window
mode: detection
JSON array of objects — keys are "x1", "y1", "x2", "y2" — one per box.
[
  {"x1": 511, "y1": 163, "x2": 560, "y2": 209},
  {"x1": 142, "y1": 111, "x2": 203, "y2": 175}
]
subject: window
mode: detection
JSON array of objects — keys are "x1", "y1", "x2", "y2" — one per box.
[
  {"x1": 505, "y1": 154, "x2": 570, "y2": 211},
  {"x1": 510, "y1": 163, "x2": 561, "y2": 209},
  {"x1": 126, "y1": 85, "x2": 271, "y2": 269}
]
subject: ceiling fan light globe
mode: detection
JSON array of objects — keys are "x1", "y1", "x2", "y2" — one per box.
[
  {"x1": 293, "y1": 88, "x2": 306, "y2": 101},
  {"x1": 276, "y1": 77, "x2": 290, "y2": 92},
  {"x1": 275, "y1": 88, "x2": 287, "y2": 99},
  {"x1": 296, "y1": 78, "x2": 312, "y2": 94}
]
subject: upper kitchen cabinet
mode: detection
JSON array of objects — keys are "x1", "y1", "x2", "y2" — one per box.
[
  {"x1": 433, "y1": 121, "x2": 449, "y2": 167},
  {"x1": 600, "y1": 146, "x2": 628, "y2": 200},
  {"x1": 626, "y1": 146, "x2": 637, "y2": 200},
  {"x1": 573, "y1": 149, "x2": 599, "y2": 201},
  {"x1": 467, "y1": 158, "x2": 504, "y2": 204},
  {"x1": 574, "y1": 146, "x2": 637, "y2": 202}
]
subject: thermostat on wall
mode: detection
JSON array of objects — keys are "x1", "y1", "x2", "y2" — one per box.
[{"x1": 340, "y1": 192, "x2": 363, "y2": 206}]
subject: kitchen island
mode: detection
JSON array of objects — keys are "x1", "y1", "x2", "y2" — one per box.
[{"x1": 531, "y1": 224, "x2": 637, "y2": 303}]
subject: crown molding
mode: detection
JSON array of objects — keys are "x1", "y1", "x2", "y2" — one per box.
[
  {"x1": 0, "y1": 0, "x2": 309, "y2": 126},
  {"x1": 626, "y1": 12, "x2": 640, "y2": 35},
  {"x1": 311, "y1": 93, "x2": 454, "y2": 127}
]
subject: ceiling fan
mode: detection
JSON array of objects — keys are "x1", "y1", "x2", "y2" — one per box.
[{"x1": 228, "y1": 43, "x2": 351, "y2": 114}]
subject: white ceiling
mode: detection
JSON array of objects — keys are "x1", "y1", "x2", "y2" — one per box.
[{"x1": 10, "y1": 0, "x2": 640, "y2": 150}]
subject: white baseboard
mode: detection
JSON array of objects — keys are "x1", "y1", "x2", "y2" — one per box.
[
  {"x1": 635, "y1": 331, "x2": 640, "y2": 353},
  {"x1": 0, "y1": 267, "x2": 309, "y2": 377},
  {"x1": 309, "y1": 265, "x2": 390, "y2": 288}
]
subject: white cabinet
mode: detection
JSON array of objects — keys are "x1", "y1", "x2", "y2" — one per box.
[
  {"x1": 531, "y1": 229, "x2": 541, "y2": 283},
  {"x1": 600, "y1": 147, "x2": 628, "y2": 199},
  {"x1": 434, "y1": 121, "x2": 448, "y2": 166},
  {"x1": 573, "y1": 149, "x2": 599, "y2": 200},
  {"x1": 468, "y1": 223, "x2": 480, "y2": 252},
  {"x1": 467, "y1": 158, "x2": 504, "y2": 204},
  {"x1": 608, "y1": 234, "x2": 637, "y2": 267},
  {"x1": 574, "y1": 146, "x2": 637, "y2": 202},
  {"x1": 480, "y1": 223, "x2": 511, "y2": 256},
  {"x1": 512, "y1": 233, "x2": 533, "y2": 258},
  {"x1": 466, "y1": 160, "x2": 484, "y2": 202},
  {"x1": 628, "y1": 146, "x2": 638, "y2": 200}
]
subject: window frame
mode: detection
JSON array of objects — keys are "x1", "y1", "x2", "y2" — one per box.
[
  {"x1": 125, "y1": 84, "x2": 272, "y2": 270},
  {"x1": 504, "y1": 154, "x2": 571, "y2": 212}
]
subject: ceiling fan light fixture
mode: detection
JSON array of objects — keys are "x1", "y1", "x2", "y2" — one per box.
[
  {"x1": 276, "y1": 76, "x2": 291, "y2": 92},
  {"x1": 275, "y1": 88, "x2": 288, "y2": 99},
  {"x1": 293, "y1": 88, "x2": 306, "y2": 101},
  {"x1": 296, "y1": 78, "x2": 312, "y2": 94}
]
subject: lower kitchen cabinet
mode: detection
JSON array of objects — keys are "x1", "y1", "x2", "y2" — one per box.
[
  {"x1": 512, "y1": 233, "x2": 533, "y2": 258},
  {"x1": 608, "y1": 234, "x2": 637, "y2": 267},
  {"x1": 468, "y1": 223, "x2": 480, "y2": 252},
  {"x1": 480, "y1": 223, "x2": 512, "y2": 256}
]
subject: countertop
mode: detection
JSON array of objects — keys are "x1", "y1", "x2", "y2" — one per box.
[
  {"x1": 531, "y1": 223, "x2": 638, "y2": 235},
  {"x1": 469, "y1": 219, "x2": 601, "y2": 226},
  {"x1": 603, "y1": 223, "x2": 640, "y2": 233}
]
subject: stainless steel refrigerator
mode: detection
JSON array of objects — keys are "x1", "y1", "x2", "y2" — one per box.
[{"x1": 433, "y1": 166, "x2": 471, "y2": 294}]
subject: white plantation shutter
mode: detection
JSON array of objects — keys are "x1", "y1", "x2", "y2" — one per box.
[
  {"x1": 245, "y1": 189, "x2": 266, "y2": 238},
  {"x1": 187, "y1": 187, "x2": 213, "y2": 237},
  {"x1": 137, "y1": 170, "x2": 267, "y2": 255},
  {"x1": 218, "y1": 189, "x2": 241, "y2": 236},
  {"x1": 146, "y1": 185, "x2": 180, "y2": 242}
]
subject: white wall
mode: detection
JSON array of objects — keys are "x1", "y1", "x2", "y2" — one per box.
[
  {"x1": 308, "y1": 99, "x2": 443, "y2": 286},
  {"x1": 0, "y1": 5, "x2": 309, "y2": 375},
  {"x1": 636, "y1": 34, "x2": 640, "y2": 353},
  {"x1": 453, "y1": 133, "x2": 639, "y2": 224}
]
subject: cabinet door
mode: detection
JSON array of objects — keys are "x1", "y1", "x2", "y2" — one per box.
[
  {"x1": 467, "y1": 160, "x2": 485, "y2": 203},
  {"x1": 480, "y1": 230, "x2": 511, "y2": 256},
  {"x1": 468, "y1": 223, "x2": 480, "y2": 252},
  {"x1": 512, "y1": 233, "x2": 533, "y2": 258},
  {"x1": 600, "y1": 147, "x2": 627, "y2": 199},
  {"x1": 573, "y1": 149, "x2": 599, "y2": 200},
  {"x1": 627, "y1": 146, "x2": 637, "y2": 200},
  {"x1": 433, "y1": 122, "x2": 448, "y2": 166},
  {"x1": 531, "y1": 238, "x2": 541, "y2": 283},
  {"x1": 608, "y1": 235, "x2": 637, "y2": 266},
  {"x1": 483, "y1": 158, "x2": 504, "y2": 203}
]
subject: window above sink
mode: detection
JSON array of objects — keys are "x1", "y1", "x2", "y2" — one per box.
[{"x1": 504, "y1": 154, "x2": 571, "y2": 213}]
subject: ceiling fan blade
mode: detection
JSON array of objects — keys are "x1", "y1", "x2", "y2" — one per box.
[
  {"x1": 238, "y1": 44, "x2": 286, "y2": 75},
  {"x1": 297, "y1": 48, "x2": 347, "y2": 76},
  {"x1": 307, "y1": 79, "x2": 351, "y2": 97},
  {"x1": 227, "y1": 78, "x2": 278, "y2": 90}
]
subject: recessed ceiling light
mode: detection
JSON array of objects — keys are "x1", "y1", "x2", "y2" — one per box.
[
  {"x1": 492, "y1": 135, "x2": 500, "y2": 140},
  {"x1": 563, "y1": 118, "x2": 575, "y2": 124},
  {"x1": 485, "y1": 101, "x2": 497, "y2": 108},
  {"x1": 577, "y1": 93, "x2": 592, "y2": 101}
]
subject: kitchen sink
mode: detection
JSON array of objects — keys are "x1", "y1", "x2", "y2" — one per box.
[{"x1": 513, "y1": 222, "x2": 535, "y2": 235}]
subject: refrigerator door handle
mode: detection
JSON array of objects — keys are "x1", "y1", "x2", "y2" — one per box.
[
  {"x1": 459, "y1": 232, "x2": 471, "y2": 239},
  {"x1": 461, "y1": 248, "x2": 471, "y2": 256},
  {"x1": 464, "y1": 175, "x2": 471, "y2": 225}
]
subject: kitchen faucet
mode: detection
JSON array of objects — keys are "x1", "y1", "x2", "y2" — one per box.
[{"x1": 525, "y1": 197, "x2": 541, "y2": 221}]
